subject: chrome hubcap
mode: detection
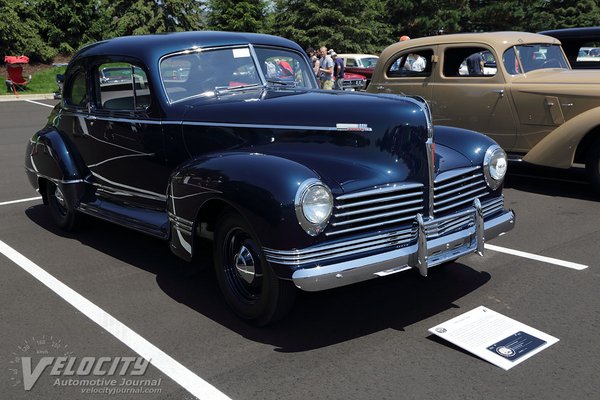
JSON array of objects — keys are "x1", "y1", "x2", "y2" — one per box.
[
  {"x1": 54, "y1": 186, "x2": 66, "y2": 209},
  {"x1": 234, "y1": 245, "x2": 256, "y2": 284}
]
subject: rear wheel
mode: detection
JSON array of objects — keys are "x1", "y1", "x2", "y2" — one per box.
[
  {"x1": 45, "y1": 181, "x2": 82, "y2": 231},
  {"x1": 586, "y1": 138, "x2": 600, "y2": 194},
  {"x1": 213, "y1": 212, "x2": 296, "y2": 326}
]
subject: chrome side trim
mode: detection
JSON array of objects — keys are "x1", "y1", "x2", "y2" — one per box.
[
  {"x1": 170, "y1": 120, "x2": 340, "y2": 132},
  {"x1": 25, "y1": 167, "x2": 84, "y2": 185},
  {"x1": 90, "y1": 171, "x2": 167, "y2": 201}
]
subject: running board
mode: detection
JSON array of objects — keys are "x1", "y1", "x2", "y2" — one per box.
[{"x1": 78, "y1": 200, "x2": 169, "y2": 239}]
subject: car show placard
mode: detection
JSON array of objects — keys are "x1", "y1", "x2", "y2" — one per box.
[{"x1": 429, "y1": 306, "x2": 559, "y2": 370}]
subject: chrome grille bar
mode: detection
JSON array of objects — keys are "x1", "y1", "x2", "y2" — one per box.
[
  {"x1": 265, "y1": 226, "x2": 415, "y2": 266},
  {"x1": 433, "y1": 166, "x2": 489, "y2": 215},
  {"x1": 332, "y1": 205, "x2": 423, "y2": 226}
]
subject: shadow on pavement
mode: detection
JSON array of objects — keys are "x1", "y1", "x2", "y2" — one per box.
[
  {"x1": 505, "y1": 163, "x2": 599, "y2": 201},
  {"x1": 26, "y1": 205, "x2": 491, "y2": 352}
]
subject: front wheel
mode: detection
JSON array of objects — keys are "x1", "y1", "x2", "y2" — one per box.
[
  {"x1": 45, "y1": 181, "x2": 82, "y2": 231},
  {"x1": 213, "y1": 212, "x2": 296, "y2": 326},
  {"x1": 586, "y1": 138, "x2": 600, "y2": 194}
]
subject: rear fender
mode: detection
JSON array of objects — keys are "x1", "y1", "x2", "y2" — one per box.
[{"x1": 25, "y1": 127, "x2": 88, "y2": 208}]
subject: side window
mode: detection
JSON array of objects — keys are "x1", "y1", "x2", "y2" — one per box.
[
  {"x1": 65, "y1": 70, "x2": 87, "y2": 108},
  {"x1": 444, "y1": 47, "x2": 497, "y2": 77},
  {"x1": 387, "y1": 49, "x2": 433, "y2": 77},
  {"x1": 576, "y1": 43, "x2": 600, "y2": 65},
  {"x1": 97, "y1": 62, "x2": 151, "y2": 111},
  {"x1": 346, "y1": 58, "x2": 357, "y2": 67},
  {"x1": 502, "y1": 47, "x2": 521, "y2": 75}
]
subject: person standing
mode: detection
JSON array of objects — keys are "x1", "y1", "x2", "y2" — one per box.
[
  {"x1": 332, "y1": 52, "x2": 345, "y2": 90},
  {"x1": 318, "y1": 46, "x2": 334, "y2": 90},
  {"x1": 307, "y1": 47, "x2": 320, "y2": 77},
  {"x1": 466, "y1": 52, "x2": 484, "y2": 75}
]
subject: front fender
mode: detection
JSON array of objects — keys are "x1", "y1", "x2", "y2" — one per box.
[
  {"x1": 167, "y1": 152, "x2": 328, "y2": 265},
  {"x1": 523, "y1": 106, "x2": 600, "y2": 168},
  {"x1": 434, "y1": 125, "x2": 497, "y2": 168}
]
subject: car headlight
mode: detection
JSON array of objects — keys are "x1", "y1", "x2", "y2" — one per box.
[
  {"x1": 483, "y1": 145, "x2": 507, "y2": 190},
  {"x1": 295, "y1": 179, "x2": 333, "y2": 236}
]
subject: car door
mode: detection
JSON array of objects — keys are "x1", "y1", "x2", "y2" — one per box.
[
  {"x1": 370, "y1": 46, "x2": 436, "y2": 103},
  {"x1": 79, "y1": 59, "x2": 169, "y2": 210},
  {"x1": 431, "y1": 44, "x2": 518, "y2": 150}
]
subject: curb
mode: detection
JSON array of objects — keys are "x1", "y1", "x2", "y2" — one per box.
[{"x1": 0, "y1": 94, "x2": 57, "y2": 102}]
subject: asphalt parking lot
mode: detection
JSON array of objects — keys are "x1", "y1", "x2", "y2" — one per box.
[{"x1": 1, "y1": 98, "x2": 598, "y2": 400}]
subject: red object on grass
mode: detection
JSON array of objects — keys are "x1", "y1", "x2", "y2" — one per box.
[
  {"x1": 4, "y1": 55, "x2": 30, "y2": 64},
  {"x1": 5, "y1": 55, "x2": 31, "y2": 95}
]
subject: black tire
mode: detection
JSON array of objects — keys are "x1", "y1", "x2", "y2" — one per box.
[
  {"x1": 586, "y1": 138, "x2": 600, "y2": 194},
  {"x1": 213, "y1": 212, "x2": 296, "y2": 326},
  {"x1": 45, "y1": 181, "x2": 82, "y2": 231}
]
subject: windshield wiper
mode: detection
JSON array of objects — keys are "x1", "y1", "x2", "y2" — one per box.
[
  {"x1": 265, "y1": 78, "x2": 297, "y2": 87},
  {"x1": 214, "y1": 83, "x2": 262, "y2": 96}
]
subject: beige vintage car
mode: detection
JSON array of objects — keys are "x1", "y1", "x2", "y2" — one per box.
[{"x1": 368, "y1": 32, "x2": 600, "y2": 192}]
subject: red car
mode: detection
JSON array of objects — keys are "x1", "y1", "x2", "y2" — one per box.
[{"x1": 338, "y1": 54, "x2": 379, "y2": 84}]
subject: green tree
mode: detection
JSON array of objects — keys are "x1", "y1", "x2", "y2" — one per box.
[
  {"x1": 271, "y1": 0, "x2": 391, "y2": 54},
  {"x1": 469, "y1": 1, "x2": 527, "y2": 32},
  {"x1": 106, "y1": 0, "x2": 203, "y2": 38},
  {"x1": 525, "y1": 0, "x2": 600, "y2": 32},
  {"x1": 37, "y1": 0, "x2": 107, "y2": 54},
  {"x1": 0, "y1": 0, "x2": 57, "y2": 62},
  {"x1": 206, "y1": 0, "x2": 266, "y2": 32}
]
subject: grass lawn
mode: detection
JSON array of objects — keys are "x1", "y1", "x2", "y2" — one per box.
[{"x1": 2, "y1": 65, "x2": 66, "y2": 95}]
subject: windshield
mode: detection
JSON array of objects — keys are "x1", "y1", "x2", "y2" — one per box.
[
  {"x1": 502, "y1": 44, "x2": 569, "y2": 74},
  {"x1": 358, "y1": 57, "x2": 378, "y2": 68},
  {"x1": 160, "y1": 46, "x2": 317, "y2": 103}
]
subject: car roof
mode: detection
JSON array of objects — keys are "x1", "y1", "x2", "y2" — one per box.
[
  {"x1": 539, "y1": 26, "x2": 600, "y2": 40},
  {"x1": 337, "y1": 54, "x2": 379, "y2": 58},
  {"x1": 71, "y1": 31, "x2": 304, "y2": 64},
  {"x1": 380, "y1": 31, "x2": 560, "y2": 58}
]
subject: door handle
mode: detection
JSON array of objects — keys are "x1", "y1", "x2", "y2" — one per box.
[{"x1": 492, "y1": 89, "x2": 505, "y2": 97}]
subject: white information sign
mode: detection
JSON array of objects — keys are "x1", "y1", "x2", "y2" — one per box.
[{"x1": 429, "y1": 306, "x2": 559, "y2": 370}]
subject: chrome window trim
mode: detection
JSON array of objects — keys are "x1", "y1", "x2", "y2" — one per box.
[
  {"x1": 159, "y1": 43, "x2": 318, "y2": 105},
  {"x1": 158, "y1": 44, "x2": 258, "y2": 105}
]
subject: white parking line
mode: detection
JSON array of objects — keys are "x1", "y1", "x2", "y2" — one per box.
[
  {"x1": 25, "y1": 99, "x2": 55, "y2": 108},
  {"x1": 0, "y1": 240, "x2": 231, "y2": 400},
  {"x1": 0, "y1": 196, "x2": 42, "y2": 206},
  {"x1": 484, "y1": 243, "x2": 588, "y2": 270}
]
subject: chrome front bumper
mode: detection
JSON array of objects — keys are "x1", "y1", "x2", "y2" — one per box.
[{"x1": 289, "y1": 201, "x2": 515, "y2": 291}]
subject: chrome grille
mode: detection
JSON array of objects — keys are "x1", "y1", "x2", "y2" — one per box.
[
  {"x1": 425, "y1": 196, "x2": 505, "y2": 238},
  {"x1": 433, "y1": 166, "x2": 488, "y2": 215},
  {"x1": 327, "y1": 182, "x2": 424, "y2": 237},
  {"x1": 264, "y1": 226, "x2": 416, "y2": 266}
]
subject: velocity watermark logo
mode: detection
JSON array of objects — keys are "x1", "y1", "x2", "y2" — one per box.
[{"x1": 9, "y1": 335, "x2": 162, "y2": 395}]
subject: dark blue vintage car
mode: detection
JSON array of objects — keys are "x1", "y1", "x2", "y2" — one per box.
[{"x1": 25, "y1": 31, "x2": 515, "y2": 325}]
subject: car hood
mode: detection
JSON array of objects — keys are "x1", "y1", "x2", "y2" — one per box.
[{"x1": 179, "y1": 89, "x2": 466, "y2": 194}]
